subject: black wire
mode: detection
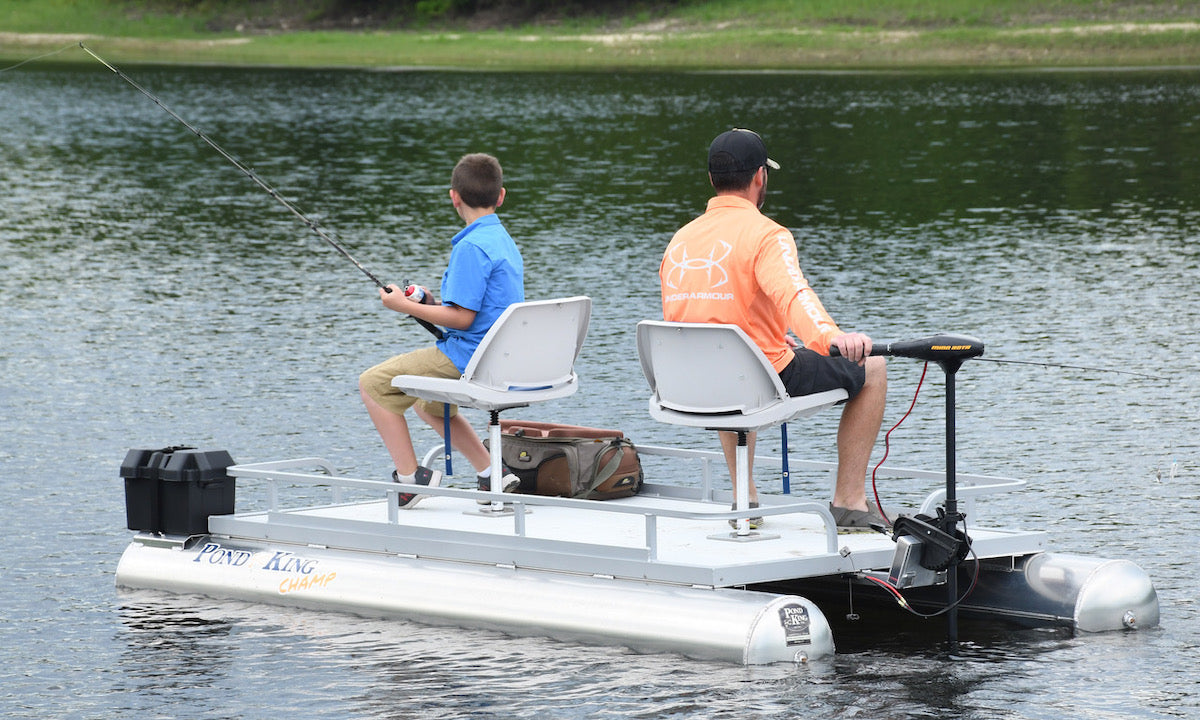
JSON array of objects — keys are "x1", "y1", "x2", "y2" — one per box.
[{"x1": 859, "y1": 516, "x2": 981, "y2": 620}]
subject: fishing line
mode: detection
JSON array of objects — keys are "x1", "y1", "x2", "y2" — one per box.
[
  {"x1": 76, "y1": 42, "x2": 443, "y2": 340},
  {"x1": 975, "y1": 356, "x2": 1163, "y2": 381},
  {"x1": 0, "y1": 42, "x2": 78, "y2": 73}
]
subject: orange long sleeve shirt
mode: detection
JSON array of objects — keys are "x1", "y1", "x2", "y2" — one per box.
[{"x1": 660, "y1": 195, "x2": 842, "y2": 372}]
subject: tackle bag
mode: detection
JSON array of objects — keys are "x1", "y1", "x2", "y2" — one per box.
[{"x1": 495, "y1": 420, "x2": 643, "y2": 500}]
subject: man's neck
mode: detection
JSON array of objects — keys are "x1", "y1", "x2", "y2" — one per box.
[{"x1": 716, "y1": 189, "x2": 756, "y2": 204}]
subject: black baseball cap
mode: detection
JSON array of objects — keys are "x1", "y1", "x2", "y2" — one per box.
[{"x1": 708, "y1": 128, "x2": 780, "y2": 174}]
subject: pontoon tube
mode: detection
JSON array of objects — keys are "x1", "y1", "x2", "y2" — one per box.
[
  {"x1": 1024, "y1": 553, "x2": 1160, "y2": 632},
  {"x1": 116, "y1": 535, "x2": 835, "y2": 664}
]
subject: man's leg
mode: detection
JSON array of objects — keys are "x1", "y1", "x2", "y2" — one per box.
[{"x1": 831, "y1": 356, "x2": 887, "y2": 511}]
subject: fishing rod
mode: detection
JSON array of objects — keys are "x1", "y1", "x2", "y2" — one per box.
[{"x1": 77, "y1": 42, "x2": 443, "y2": 340}]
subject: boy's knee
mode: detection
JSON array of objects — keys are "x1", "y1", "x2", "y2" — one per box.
[{"x1": 359, "y1": 363, "x2": 393, "y2": 398}]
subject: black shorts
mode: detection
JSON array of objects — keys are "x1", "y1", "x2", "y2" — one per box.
[{"x1": 777, "y1": 347, "x2": 866, "y2": 399}]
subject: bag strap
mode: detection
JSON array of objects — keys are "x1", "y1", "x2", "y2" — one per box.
[{"x1": 573, "y1": 438, "x2": 632, "y2": 499}]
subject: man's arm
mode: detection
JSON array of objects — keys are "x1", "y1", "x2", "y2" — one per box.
[{"x1": 755, "y1": 228, "x2": 843, "y2": 354}]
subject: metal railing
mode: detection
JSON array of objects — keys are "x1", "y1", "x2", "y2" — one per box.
[{"x1": 225, "y1": 444, "x2": 1025, "y2": 564}]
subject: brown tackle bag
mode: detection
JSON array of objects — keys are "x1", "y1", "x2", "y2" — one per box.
[{"x1": 495, "y1": 420, "x2": 643, "y2": 500}]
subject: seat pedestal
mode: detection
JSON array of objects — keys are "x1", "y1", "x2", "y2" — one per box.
[
  {"x1": 464, "y1": 410, "x2": 526, "y2": 517},
  {"x1": 707, "y1": 430, "x2": 779, "y2": 543}
]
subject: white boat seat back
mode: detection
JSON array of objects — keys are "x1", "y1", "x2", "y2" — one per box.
[
  {"x1": 636, "y1": 320, "x2": 847, "y2": 431},
  {"x1": 392, "y1": 296, "x2": 591, "y2": 411},
  {"x1": 637, "y1": 321, "x2": 789, "y2": 414},
  {"x1": 463, "y1": 296, "x2": 592, "y2": 392}
]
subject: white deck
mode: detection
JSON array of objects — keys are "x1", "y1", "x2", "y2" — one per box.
[{"x1": 209, "y1": 445, "x2": 1049, "y2": 589}]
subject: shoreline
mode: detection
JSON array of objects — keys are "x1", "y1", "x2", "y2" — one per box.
[{"x1": 4, "y1": 21, "x2": 1200, "y2": 72}]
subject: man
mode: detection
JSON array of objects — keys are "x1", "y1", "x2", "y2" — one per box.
[{"x1": 659, "y1": 128, "x2": 888, "y2": 529}]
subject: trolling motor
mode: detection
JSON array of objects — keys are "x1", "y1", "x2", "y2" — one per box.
[
  {"x1": 835, "y1": 333, "x2": 982, "y2": 642},
  {"x1": 888, "y1": 511, "x2": 971, "y2": 587}
]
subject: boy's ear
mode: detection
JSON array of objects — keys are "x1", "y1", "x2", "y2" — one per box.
[
  {"x1": 449, "y1": 188, "x2": 461, "y2": 206},
  {"x1": 494, "y1": 187, "x2": 506, "y2": 208}
]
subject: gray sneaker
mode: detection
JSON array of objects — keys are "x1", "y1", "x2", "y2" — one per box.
[
  {"x1": 728, "y1": 501, "x2": 763, "y2": 530},
  {"x1": 476, "y1": 470, "x2": 520, "y2": 505},
  {"x1": 393, "y1": 466, "x2": 442, "y2": 509}
]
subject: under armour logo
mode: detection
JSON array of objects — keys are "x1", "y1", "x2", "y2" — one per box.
[{"x1": 664, "y1": 241, "x2": 733, "y2": 289}]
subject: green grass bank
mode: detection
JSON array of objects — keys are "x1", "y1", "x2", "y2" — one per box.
[{"x1": 3, "y1": 0, "x2": 1200, "y2": 70}]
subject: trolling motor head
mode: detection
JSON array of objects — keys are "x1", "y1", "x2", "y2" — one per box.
[
  {"x1": 873, "y1": 334, "x2": 984, "y2": 363},
  {"x1": 830, "y1": 334, "x2": 984, "y2": 369}
]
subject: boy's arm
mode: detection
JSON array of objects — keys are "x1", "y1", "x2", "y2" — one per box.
[{"x1": 380, "y1": 285, "x2": 476, "y2": 330}]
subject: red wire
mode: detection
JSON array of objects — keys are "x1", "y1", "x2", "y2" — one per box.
[
  {"x1": 870, "y1": 361, "x2": 928, "y2": 524},
  {"x1": 859, "y1": 367, "x2": 984, "y2": 620},
  {"x1": 860, "y1": 573, "x2": 906, "y2": 603},
  {"x1": 858, "y1": 551, "x2": 981, "y2": 618}
]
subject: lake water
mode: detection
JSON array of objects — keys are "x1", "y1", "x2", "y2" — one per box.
[{"x1": 2, "y1": 58, "x2": 1198, "y2": 718}]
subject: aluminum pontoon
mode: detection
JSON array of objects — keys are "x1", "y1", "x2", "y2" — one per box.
[
  {"x1": 115, "y1": 445, "x2": 1158, "y2": 664},
  {"x1": 114, "y1": 301, "x2": 1159, "y2": 664}
]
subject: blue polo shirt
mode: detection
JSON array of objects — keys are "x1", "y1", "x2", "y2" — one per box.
[{"x1": 436, "y1": 214, "x2": 525, "y2": 372}]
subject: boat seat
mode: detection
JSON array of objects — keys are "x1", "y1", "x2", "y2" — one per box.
[
  {"x1": 636, "y1": 320, "x2": 847, "y2": 537},
  {"x1": 392, "y1": 296, "x2": 592, "y2": 513}
]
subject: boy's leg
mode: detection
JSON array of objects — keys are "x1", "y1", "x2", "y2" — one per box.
[
  {"x1": 413, "y1": 404, "x2": 491, "y2": 472},
  {"x1": 361, "y1": 388, "x2": 420, "y2": 475},
  {"x1": 359, "y1": 346, "x2": 461, "y2": 476}
]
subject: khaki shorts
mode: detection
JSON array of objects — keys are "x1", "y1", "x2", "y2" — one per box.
[{"x1": 359, "y1": 345, "x2": 462, "y2": 417}]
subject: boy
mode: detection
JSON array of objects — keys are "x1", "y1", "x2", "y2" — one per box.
[{"x1": 359, "y1": 153, "x2": 524, "y2": 508}]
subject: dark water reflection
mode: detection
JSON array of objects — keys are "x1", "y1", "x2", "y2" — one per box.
[{"x1": 2, "y1": 63, "x2": 1197, "y2": 719}]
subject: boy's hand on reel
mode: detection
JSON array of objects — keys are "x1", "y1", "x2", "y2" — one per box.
[{"x1": 404, "y1": 285, "x2": 437, "y2": 305}]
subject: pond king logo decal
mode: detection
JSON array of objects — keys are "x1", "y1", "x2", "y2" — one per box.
[
  {"x1": 778, "y1": 603, "x2": 812, "y2": 646},
  {"x1": 193, "y1": 542, "x2": 253, "y2": 567},
  {"x1": 261, "y1": 550, "x2": 337, "y2": 595},
  {"x1": 190, "y1": 543, "x2": 337, "y2": 594}
]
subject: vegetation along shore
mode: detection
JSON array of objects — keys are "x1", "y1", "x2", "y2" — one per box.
[{"x1": 3, "y1": 0, "x2": 1199, "y2": 71}]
